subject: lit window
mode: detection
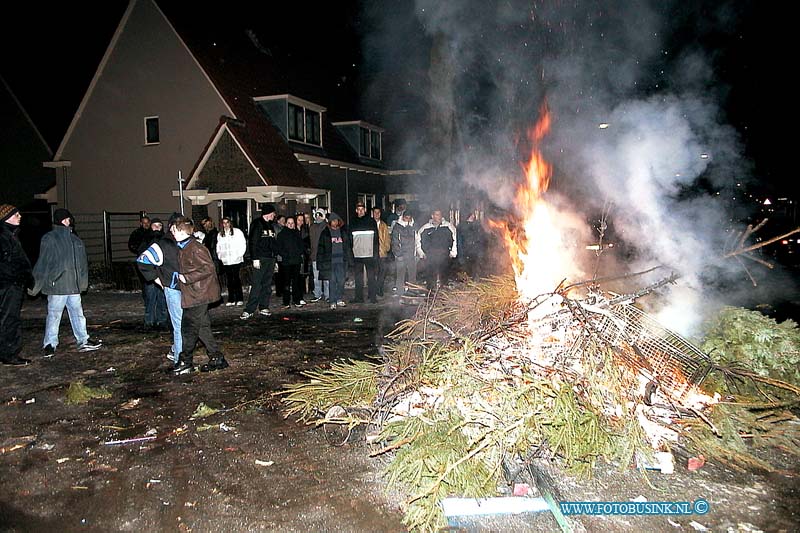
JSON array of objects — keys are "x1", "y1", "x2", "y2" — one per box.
[{"x1": 144, "y1": 116, "x2": 160, "y2": 145}]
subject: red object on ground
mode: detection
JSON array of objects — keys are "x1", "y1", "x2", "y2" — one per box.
[
  {"x1": 513, "y1": 483, "x2": 531, "y2": 496},
  {"x1": 688, "y1": 455, "x2": 706, "y2": 471}
]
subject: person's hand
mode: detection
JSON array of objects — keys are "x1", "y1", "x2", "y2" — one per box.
[
  {"x1": 450, "y1": 251, "x2": 457, "y2": 259},
  {"x1": 419, "y1": 253, "x2": 426, "y2": 259},
  {"x1": 178, "y1": 274, "x2": 187, "y2": 284},
  {"x1": 27, "y1": 288, "x2": 36, "y2": 297},
  {"x1": 253, "y1": 259, "x2": 261, "y2": 270}
]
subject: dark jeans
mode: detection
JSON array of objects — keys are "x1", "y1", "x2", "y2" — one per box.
[
  {"x1": 329, "y1": 262, "x2": 346, "y2": 304},
  {"x1": 144, "y1": 281, "x2": 168, "y2": 326},
  {"x1": 0, "y1": 284, "x2": 24, "y2": 359},
  {"x1": 180, "y1": 303, "x2": 220, "y2": 364},
  {"x1": 376, "y1": 257, "x2": 389, "y2": 296},
  {"x1": 245, "y1": 258, "x2": 275, "y2": 313},
  {"x1": 223, "y1": 263, "x2": 244, "y2": 302},
  {"x1": 424, "y1": 251, "x2": 449, "y2": 290},
  {"x1": 279, "y1": 263, "x2": 304, "y2": 305},
  {"x1": 353, "y1": 257, "x2": 377, "y2": 302}
]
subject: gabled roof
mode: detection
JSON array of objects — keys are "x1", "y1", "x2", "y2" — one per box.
[
  {"x1": 1, "y1": 76, "x2": 55, "y2": 206},
  {"x1": 155, "y1": 1, "x2": 384, "y2": 173}
]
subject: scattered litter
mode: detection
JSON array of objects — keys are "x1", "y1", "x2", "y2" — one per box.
[
  {"x1": 336, "y1": 330, "x2": 358, "y2": 334},
  {"x1": 1, "y1": 436, "x2": 36, "y2": 454},
  {"x1": 149, "y1": 479, "x2": 161, "y2": 483},
  {"x1": 441, "y1": 497, "x2": 549, "y2": 517},
  {"x1": 254, "y1": 459, "x2": 274, "y2": 467},
  {"x1": 56, "y1": 457, "x2": 71, "y2": 463},
  {"x1": 190, "y1": 402, "x2": 220, "y2": 419},
  {"x1": 184, "y1": 502, "x2": 196, "y2": 507},
  {"x1": 688, "y1": 455, "x2": 706, "y2": 471},
  {"x1": 72, "y1": 486, "x2": 88, "y2": 490},
  {"x1": 315, "y1": 339, "x2": 324, "y2": 344},
  {"x1": 353, "y1": 317, "x2": 363, "y2": 323},
  {"x1": 37, "y1": 443, "x2": 55, "y2": 451},
  {"x1": 219, "y1": 423, "x2": 235, "y2": 432},
  {"x1": 144, "y1": 428, "x2": 157, "y2": 436},
  {"x1": 689, "y1": 521, "x2": 709, "y2": 531},
  {"x1": 25, "y1": 398, "x2": 35, "y2": 404},
  {"x1": 106, "y1": 367, "x2": 115, "y2": 372},
  {"x1": 636, "y1": 451, "x2": 674, "y2": 474},
  {"x1": 631, "y1": 495, "x2": 648, "y2": 503},
  {"x1": 512, "y1": 483, "x2": 531, "y2": 496},
  {"x1": 196, "y1": 424, "x2": 217, "y2": 432},
  {"x1": 667, "y1": 518, "x2": 681, "y2": 528},
  {"x1": 119, "y1": 398, "x2": 141, "y2": 410},
  {"x1": 66, "y1": 381, "x2": 112, "y2": 404},
  {"x1": 102, "y1": 436, "x2": 157, "y2": 446}
]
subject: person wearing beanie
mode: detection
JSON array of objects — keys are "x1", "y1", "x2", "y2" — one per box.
[
  {"x1": 241, "y1": 204, "x2": 278, "y2": 319},
  {"x1": 315, "y1": 212, "x2": 353, "y2": 310},
  {"x1": 308, "y1": 208, "x2": 329, "y2": 302},
  {"x1": 0, "y1": 205, "x2": 33, "y2": 365},
  {"x1": 29, "y1": 207, "x2": 102, "y2": 356}
]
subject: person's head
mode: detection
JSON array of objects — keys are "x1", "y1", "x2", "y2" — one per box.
[
  {"x1": 276, "y1": 215, "x2": 286, "y2": 226},
  {"x1": 171, "y1": 216, "x2": 194, "y2": 240},
  {"x1": 0, "y1": 204, "x2": 21, "y2": 226},
  {"x1": 355, "y1": 202, "x2": 366, "y2": 218},
  {"x1": 394, "y1": 199, "x2": 407, "y2": 212},
  {"x1": 140, "y1": 215, "x2": 151, "y2": 229},
  {"x1": 201, "y1": 217, "x2": 214, "y2": 231},
  {"x1": 328, "y1": 212, "x2": 343, "y2": 229},
  {"x1": 168, "y1": 212, "x2": 181, "y2": 230},
  {"x1": 295, "y1": 213, "x2": 305, "y2": 227},
  {"x1": 221, "y1": 217, "x2": 234, "y2": 235},
  {"x1": 285, "y1": 216, "x2": 296, "y2": 230},
  {"x1": 150, "y1": 218, "x2": 164, "y2": 234},
  {"x1": 402, "y1": 211, "x2": 414, "y2": 225},
  {"x1": 431, "y1": 210, "x2": 443, "y2": 225},
  {"x1": 261, "y1": 203, "x2": 276, "y2": 221},
  {"x1": 53, "y1": 208, "x2": 73, "y2": 227},
  {"x1": 372, "y1": 207, "x2": 382, "y2": 222},
  {"x1": 313, "y1": 208, "x2": 327, "y2": 223}
]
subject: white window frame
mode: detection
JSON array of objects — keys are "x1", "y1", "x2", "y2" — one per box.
[
  {"x1": 357, "y1": 193, "x2": 377, "y2": 211},
  {"x1": 144, "y1": 116, "x2": 160, "y2": 145},
  {"x1": 359, "y1": 126, "x2": 382, "y2": 160}
]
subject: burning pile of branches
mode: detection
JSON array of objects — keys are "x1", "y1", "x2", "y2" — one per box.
[{"x1": 278, "y1": 276, "x2": 800, "y2": 531}]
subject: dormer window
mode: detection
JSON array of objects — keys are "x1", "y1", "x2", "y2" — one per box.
[
  {"x1": 254, "y1": 95, "x2": 325, "y2": 147},
  {"x1": 287, "y1": 102, "x2": 321, "y2": 146},
  {"x1": 360, "y1": 126, "x2": 381, "y2": 160}
]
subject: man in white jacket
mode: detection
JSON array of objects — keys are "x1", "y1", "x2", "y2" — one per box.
[{"x1": 416, "y1": 210, "x2": 457, "y2": 290}]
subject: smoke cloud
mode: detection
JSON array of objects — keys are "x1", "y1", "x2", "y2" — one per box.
[{"x1": 361, "y1": 0, "x2": 767, "y2": 334}]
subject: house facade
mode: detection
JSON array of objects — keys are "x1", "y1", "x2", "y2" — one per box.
[{"x1": 46, "y1": 0, "x2": 417, "y2": 264}]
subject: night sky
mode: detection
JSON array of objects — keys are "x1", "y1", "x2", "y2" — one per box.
[{"x1": 1, "y1": 1, "x2": 793, "y2": 197}]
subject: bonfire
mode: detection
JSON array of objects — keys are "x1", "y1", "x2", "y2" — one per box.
[{"x1": 278, "y1": 105, "x2": 800, "y2": 532}]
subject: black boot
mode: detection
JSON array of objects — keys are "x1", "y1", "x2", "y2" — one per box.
[
  {"x1": 1, "y1": 354, "x2": 30, "y2": 366},
  {"x1": 172, "y1": 353, "x2": 194, "y2": 375},
  {"x1": 200, "y1": 355, "x2": 229, "y2": 372}
]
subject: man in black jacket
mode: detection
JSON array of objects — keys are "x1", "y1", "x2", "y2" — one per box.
[
  {"x1": 349, "y1": 202, "x2": 380, "y2": 303},
  {"x1": 0, "y1": 205, "x2": 32, "y2": 365},
  {"x1": 241, "y1": 204, "x2": 278, "y2": 319}
]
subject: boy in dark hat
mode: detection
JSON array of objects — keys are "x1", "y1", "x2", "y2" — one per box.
[
  {"x1": 30, "y1": 208, "x2": 102, "y2": 356},
  {"x1": 0, "y1": 205, "x2": 32, "y2": 365}
]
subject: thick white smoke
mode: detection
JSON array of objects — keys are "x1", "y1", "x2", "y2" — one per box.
[{"x1": 361, "y1": 0, "x2": 754, "y2": 334}]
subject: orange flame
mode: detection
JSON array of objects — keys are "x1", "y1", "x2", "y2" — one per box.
[{"x1": 490, "y1": 103, "x2": 585, "y2": 302}]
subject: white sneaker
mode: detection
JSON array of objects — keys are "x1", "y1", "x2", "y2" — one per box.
[
  {"x1": 298, "y1": 300, "x2": 307, "y2": 306},
  {"x1": 336, "y1": 301, "x2": 346, "y2": 307},
  {"x1": 330, "y1": 303, "x2": 337, "y2": 310},
  {"x1": 166, "y1": 351, "x2": 176, "y2": 363},
  {"x1": 235, "y1": 301, "x2": 244, "y2": 306},
  {"x1": 259, "y1": 309, "x2": 272, "y2": 316},
  {"x1": 240, "y1": 311, "x2": 254, "y2": 320},
  {"x1": 225, "y1": 302, "x2": 234, "y2": 307}
]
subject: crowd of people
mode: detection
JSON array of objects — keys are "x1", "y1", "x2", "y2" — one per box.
[{"x1": 0, "y1": 198, "x2": 489, "y2": 370}]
